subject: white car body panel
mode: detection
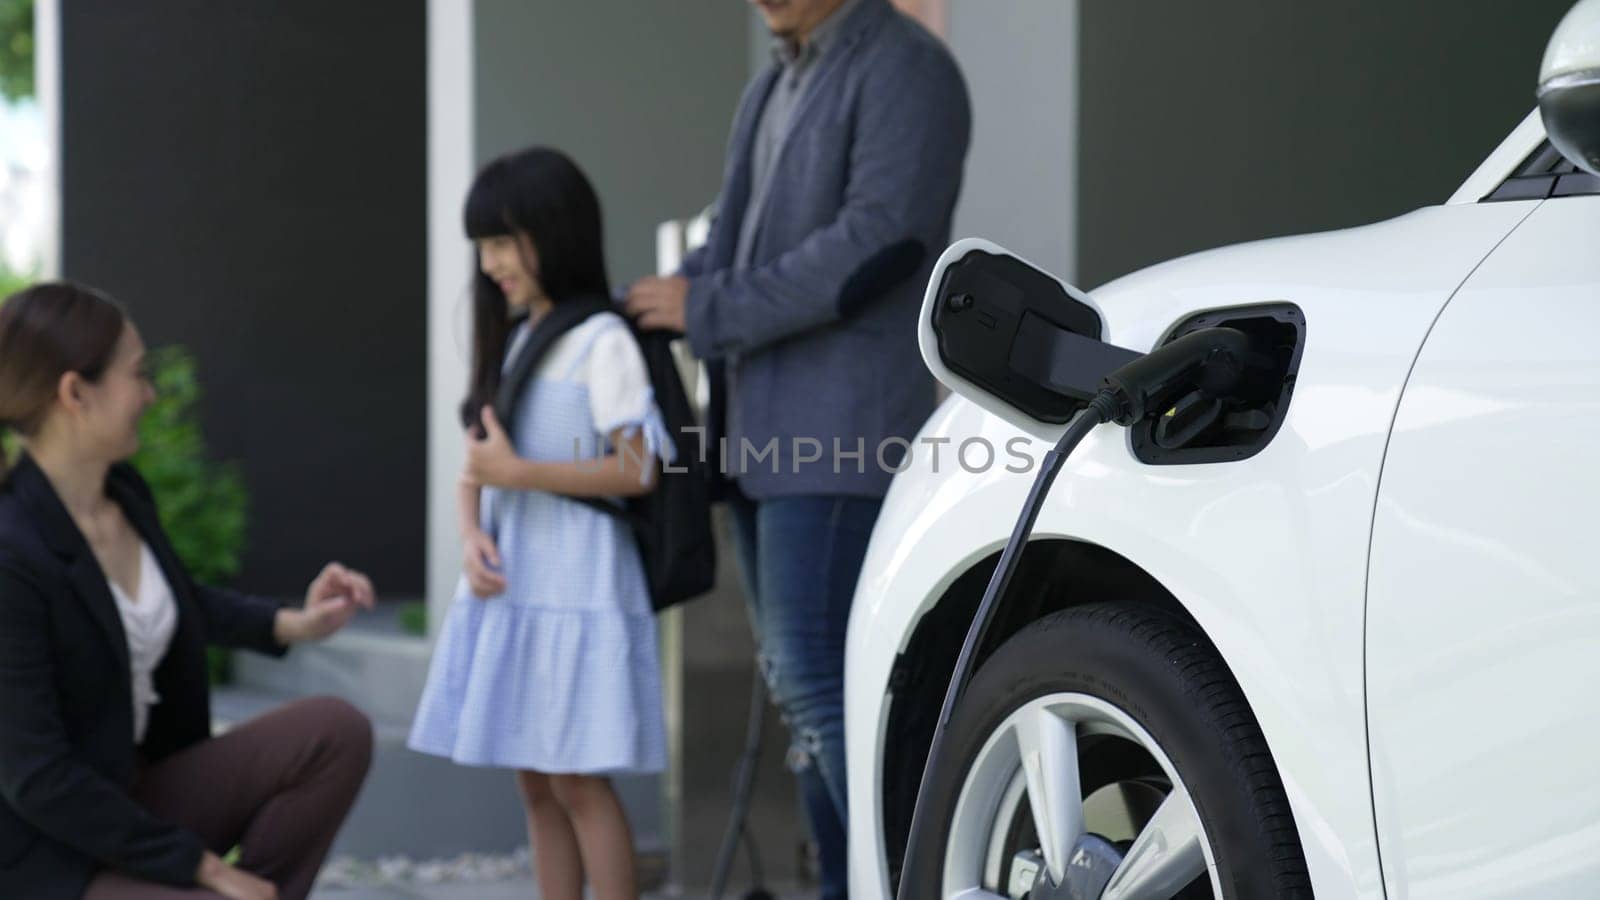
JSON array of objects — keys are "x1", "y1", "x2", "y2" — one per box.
[
  {"x1": 1367, "y1": 195, "x2": 1600, "y2": 898},
  {"x1": 846, "y1": 119, "x2": 1553, "y2": 899}
]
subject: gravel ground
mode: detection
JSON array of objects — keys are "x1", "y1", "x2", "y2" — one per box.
[
  {"x1": 315, "y1": 850, "x2": 534, "y2": 889},
  {"x1": 311, "y1": 850, "x2": 810, "y2": 899}
]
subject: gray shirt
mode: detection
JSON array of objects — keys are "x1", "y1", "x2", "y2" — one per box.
[
  {"x1": 734, "y1": 0, "x2": 866, "y2": 268},
  {"x1": 729, "y1": 0, "x2": 866, "y2": 447},
  {"x1": 680, "y1": 0, "x2": 970, "y2": 498}
]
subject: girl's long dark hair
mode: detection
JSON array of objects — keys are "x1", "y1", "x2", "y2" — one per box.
[{"x1": 460, "y1": 147, "x2": 610, "y2": 431}]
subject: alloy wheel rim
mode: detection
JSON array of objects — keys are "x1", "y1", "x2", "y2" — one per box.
[{"x1": 940, "y1": 692, "x2": 1222, "y2": 900}]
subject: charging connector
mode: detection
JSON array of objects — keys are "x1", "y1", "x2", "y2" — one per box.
[{"x1": 1098, "y1": 326, "x2": 1252, "y2": 425}]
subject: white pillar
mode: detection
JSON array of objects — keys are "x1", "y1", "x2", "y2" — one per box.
[
  {"x1": 947, "y1": 0, "x2": 1078, "y2": 282},
  {"x1": 35, "y1": 0, "x2": 61, "y2": 279},
  {"x1": 426, "y1": 0, "x2": 474, "y2": 638}
]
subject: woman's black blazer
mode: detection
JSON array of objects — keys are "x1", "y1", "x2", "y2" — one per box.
[{"x1": 0, "y1": 453, "x2": 288, "y2": 900}]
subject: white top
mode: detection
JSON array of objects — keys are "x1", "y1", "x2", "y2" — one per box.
[
  {"x1": 108, "y1": 542, "x2": 178, "y2": 744},
  {"x1": 514, "y1": 311, "x2": 660, "y2": 438}
]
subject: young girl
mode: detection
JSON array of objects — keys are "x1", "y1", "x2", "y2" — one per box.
[{"x1": 408, "y1": 147, "x2": 668, "y2": 900}]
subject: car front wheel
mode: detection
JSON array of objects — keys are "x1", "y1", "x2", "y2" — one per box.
[{"x1": 898, "y1": 603, "x2": 1311, "y2": 899}]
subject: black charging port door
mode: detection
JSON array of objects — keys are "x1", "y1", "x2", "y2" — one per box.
[{"x1": 930, "y1": 250, "x2": 1128, "y2": 424}]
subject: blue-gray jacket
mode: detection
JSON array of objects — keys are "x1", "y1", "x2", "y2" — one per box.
[{"x1": 682, "y1": 0, "x2": 970, "y2": 500}]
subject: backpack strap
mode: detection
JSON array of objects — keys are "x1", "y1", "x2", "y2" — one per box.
[
  {"x1": 493, "y1": 295, "x2": 614, "y2": 436},
  {"x1": 492, "y1": 294, "x2": 635, "y2": 525}
]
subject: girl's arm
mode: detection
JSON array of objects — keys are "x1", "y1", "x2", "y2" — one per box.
[
  {"x1": 510, "y1": 427, "x2": 656, "y2": 498},
  {"x1": 465, "y1": 408, "x2": 657, "y2": 499},
  {"x1": 457, "y1": 465, "x2": 505, "y2": 597},
  {"x1": 457, "y1": 474, "x2": 483, "y2": 537}
]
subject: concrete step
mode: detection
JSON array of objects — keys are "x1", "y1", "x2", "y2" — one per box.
[
  {"x1": 231, "y1": 620, "x2": 433, "y2": 726},
  {"x1": 217, "y1": 659, "x2": 665, "y2": 863}
]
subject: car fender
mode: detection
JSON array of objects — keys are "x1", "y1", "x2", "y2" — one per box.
[{"x1": 847, "y1": 199, "x2": 1540, "y2": 899}]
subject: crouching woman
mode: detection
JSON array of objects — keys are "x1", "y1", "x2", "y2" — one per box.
[{"x1": 0, "y1": 282, "x2": 376, "y2": 900}]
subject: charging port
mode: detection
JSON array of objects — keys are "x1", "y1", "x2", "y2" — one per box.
[{"x1": 1130, "y1": 303, "x2": 1305, "y2": 464}]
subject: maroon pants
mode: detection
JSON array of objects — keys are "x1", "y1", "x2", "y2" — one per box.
[{"x1": 82, "y1": 696, "x2": 372, "y2": 900}]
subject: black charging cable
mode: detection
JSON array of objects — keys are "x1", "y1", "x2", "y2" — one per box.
[{"x1": 894, "y1": 326, "x2": 1251, "y2": 896}]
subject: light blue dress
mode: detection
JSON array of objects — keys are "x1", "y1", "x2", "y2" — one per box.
[{"x1": 409, "y1": 313, "x2": 670, "y2": 774}]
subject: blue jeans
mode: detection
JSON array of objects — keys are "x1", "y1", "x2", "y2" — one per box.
[{"x1": 731, "y1": 493, "x2": 882, "y2": 900}]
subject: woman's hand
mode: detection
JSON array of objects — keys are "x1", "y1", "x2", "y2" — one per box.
[
  {"x1": 197, "y1": 850, "x2": 279, "y2": 900},
  {"x1": 463, "y1": 406, "x2": 522, "y2": 489},
  {"x1": 274, "y1": 562, "x2": 377, "y2": 644},
  {"x1": 462, "y1": 528, "x2": 506, "y2": 599}
]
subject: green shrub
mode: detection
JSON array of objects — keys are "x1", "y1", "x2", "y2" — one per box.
[
  {"x1": 0, "y1": 277, "x2": 25, "y2": 478},
  {"x1": 130, "y1": 347, "x2": 249, "y2": 684},
  {"x1": 131, "y1": 347, "x2": 248, "y2": 584},
  {"x1": 0, "y1": 0, "x2": 32, "y2": 103},
  {"x1": 0, "y1": 265, "x2": 31, "y2": 300},
  {"x1": 398, "y1": 601, "x2": 427, "y2": 637}
]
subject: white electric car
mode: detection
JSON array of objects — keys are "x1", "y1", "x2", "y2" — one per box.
[{"x1": 844, "y1": 4, "x2": 1600, "y2": 898}]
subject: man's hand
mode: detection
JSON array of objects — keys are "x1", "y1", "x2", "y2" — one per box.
[
  {"x1": 197, "y1": 850, "x2": 279, "y2": 900},
  {"x1": 625, "y1": 275, "x2": 689, "y2": 334},
  {"x1": 464, "y1": 406, "x2": 520, "y2": 489},
  {"x1": 462, "y1": 528, "x2": 507, "y2": 598},
  {"x1": 276, "y1": 562, "x2": 376, "y2": 644}
]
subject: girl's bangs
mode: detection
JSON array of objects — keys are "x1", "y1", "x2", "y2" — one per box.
[{"x1": 463, "y1": 164, "x2": 516, "y2": 240}]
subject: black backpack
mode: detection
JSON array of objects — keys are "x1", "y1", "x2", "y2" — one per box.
[{"x1": 493, "y1": 295, "x2": 716, "y2": 612}]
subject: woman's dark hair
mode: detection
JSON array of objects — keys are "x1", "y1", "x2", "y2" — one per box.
[
  {"x1": 459, "y1": 146, "x2": 611, "y2": 430},
  {"x1": 0, "y1": 281, "x2": 129, "y2": 480}
]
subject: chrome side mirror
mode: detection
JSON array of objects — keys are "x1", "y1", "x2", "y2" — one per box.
[{"x1": 1540, "y1": 0, "x2": 1600, "y2": 176}]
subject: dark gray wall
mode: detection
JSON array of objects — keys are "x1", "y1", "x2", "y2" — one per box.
[
  {"x1": 1078, "y1": 1, "x2": 1571, "y2": 289},
  {"x1": 61, "y1": 1, "x2": 427, "y2": 597},
  {"x1": 474, "y1": 0, "x2": 749, "y2": 285}
]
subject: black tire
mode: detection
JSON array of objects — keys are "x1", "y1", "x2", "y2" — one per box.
[{"x1": 899, "y1": 603, "x2": 1311, "y2": 899}]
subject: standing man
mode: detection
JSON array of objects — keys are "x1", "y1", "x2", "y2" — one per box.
[{"x1": 627, "y1": 0, "x2": 968, "y2": 894}]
